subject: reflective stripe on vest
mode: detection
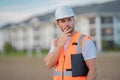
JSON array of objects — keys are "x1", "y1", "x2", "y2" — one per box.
[
  {"x1": 54, "y1": 71, "x2": 72, "y2": 76},
  {"x1": 53, "y1": 34, "x2": 85, "y2": 76}
]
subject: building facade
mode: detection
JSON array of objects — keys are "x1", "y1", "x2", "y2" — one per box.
[
  {"x1": 0, "y1": 0, "x2": 120, "y2": 52},
  {"x1": 76, "y1": 13, "x2": 120, "y2": 52}
]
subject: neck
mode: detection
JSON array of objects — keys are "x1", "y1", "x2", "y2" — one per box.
[
  {"x1": 71, "y1": 31, "x2": 77, "y2": 37},
  {"x1": 72, "y1": 31, "x2": 77, "y2": 36}
]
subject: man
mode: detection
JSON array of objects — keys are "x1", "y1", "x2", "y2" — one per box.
[{"x1": 44, "y1": 5, "x2": 97, "y2": 80}]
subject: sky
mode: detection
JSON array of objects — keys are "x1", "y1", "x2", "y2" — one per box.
[{"x1": 0, "y1": 0, "x2": 113, "y2": 26}]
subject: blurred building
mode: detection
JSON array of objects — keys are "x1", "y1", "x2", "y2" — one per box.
[
  {"x1": 0, "y1": 30, "x2": 4, "y2": 51},
  {"x1": 0, "y1": 0, "x2": 120, "y2": 52}
]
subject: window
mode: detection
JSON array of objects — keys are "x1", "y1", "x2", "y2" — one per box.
[
  {"x1": 101, "y1": 16, "x2": 113, "y2": 24},
  {"x1": 102, "y1": 28, "x2": 113, "y2": 36},
  {"x1": 23, "y1": 36, "x2": 27, "y2": 40},
  {"x1": 33, "y1": 26, "x2": 40, "y2": 31},
  {"x1": 102, "y1": 40, "x2": 114, "y2": 50},
  {"x1": 22, "y1": 27, "x2": 27, "y2": 33},
  {"x1": 34, "y1": 35, "x2": 40, "y2": 40},
  {"x1": 116, "y1": 15, "x2": 120, "y2": 22},
  {"x1": 90, "y1": 28, "x2": 96, "y2": 36},
  {"x1": 117, "y1": 29, "x2": 120, "y2": 34},
  {"x1": 89, "y1": 17, "x2": 95, "y2": 24}
]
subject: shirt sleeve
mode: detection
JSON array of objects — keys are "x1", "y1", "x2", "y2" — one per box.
[
  {"x1": 82, "y1": 39, "x2": 97, "y2": 60},
  {"x1": 49, "y1": 40, "x2": 56, "y2": 53}
]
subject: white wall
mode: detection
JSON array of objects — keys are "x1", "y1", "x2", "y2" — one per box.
[
  {"x1": 113, "y1": 15, "x2": 120, "y2": 46},
  {"x1": 43, "y1": 23, "x2": 55, "y2": 49},
  {"x1": 95, "y1": 16, "x2": 102, "y2": 52},
  {"x1": 76, "y1": 16, "x2": 89, "y2": 35},
  {"x1": 26, "y1": 26, "x2": 33, "y2": 50},
  {"x1": 17, "y1": 28, "x2": 23, "y2": 50},
  {"x1": 0, "y1": 31, "x2": 4, "y2": 51}
]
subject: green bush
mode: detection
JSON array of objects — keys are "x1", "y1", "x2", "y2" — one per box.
[
  {"x1": 41, "y1": 49, "x2": 49, "y2": 55},
  {"x1": 102, "y1": 40, "x2": 120, "y2": 51},
  {"x1": 3, "y1": 42, "x2": 14, "y2": 53}
]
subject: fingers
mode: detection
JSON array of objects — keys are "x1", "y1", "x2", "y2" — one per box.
[
  {"x1": 59, "y1": 27, "x2": 72, "y2": 45},
  {"x1": 64, "y1": 27, "x2": 72, "y2": 34},
  {"x1": 63, "y1": 27, "x2": 68, "y2": 32},
  {"x1": 66, "y1": 33, "x2": 72, "y2": 38}
]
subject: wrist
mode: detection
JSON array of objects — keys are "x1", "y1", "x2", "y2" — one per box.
[{"x1": 57, "y1": 44, "x2": 63, "y2": 49}]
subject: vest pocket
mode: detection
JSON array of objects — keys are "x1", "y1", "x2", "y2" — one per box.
[{"x1": 71, "y1": 54, "x2": 89, "y2": 77}]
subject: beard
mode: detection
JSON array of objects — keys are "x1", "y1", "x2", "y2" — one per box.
[{"x1": 61, "y1": 25, "x2": 74, "y2": 34}]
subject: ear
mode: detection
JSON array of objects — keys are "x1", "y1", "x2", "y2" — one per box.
[{"x1": 72, "y1": 16, "x2": 75, "y2": 22}]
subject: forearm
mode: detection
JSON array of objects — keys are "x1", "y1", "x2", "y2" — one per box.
[
  {"x1": 44, "y1": 45, "x2": 63, "y2": 69},
  {"x1": 44, "y1": 28, "x2": 71, "y2": 69},
  {"x1": 87, "y1": 69, "x2": 97, "y2": 80}
]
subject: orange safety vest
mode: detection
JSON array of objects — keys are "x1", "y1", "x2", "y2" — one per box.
[{"x1": 53, "y1": 32, "x2": 91, "y2": 80}]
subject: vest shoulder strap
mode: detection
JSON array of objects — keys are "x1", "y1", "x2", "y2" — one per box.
[
  {"x1": 77, "y1": 34, "x2": 92, "y2": 54},
  {"x1": 77, "y1": 35, "x2": 85, "y2": 54}
]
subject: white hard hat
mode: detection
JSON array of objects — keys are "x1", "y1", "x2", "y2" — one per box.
[{"x1": 55, "y1": 5, "x2": 75, "y2": 20}]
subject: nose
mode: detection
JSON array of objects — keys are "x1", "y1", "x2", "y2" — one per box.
[{"x1": 65, "y1": 21, "x2": 70, "y2": 27}]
